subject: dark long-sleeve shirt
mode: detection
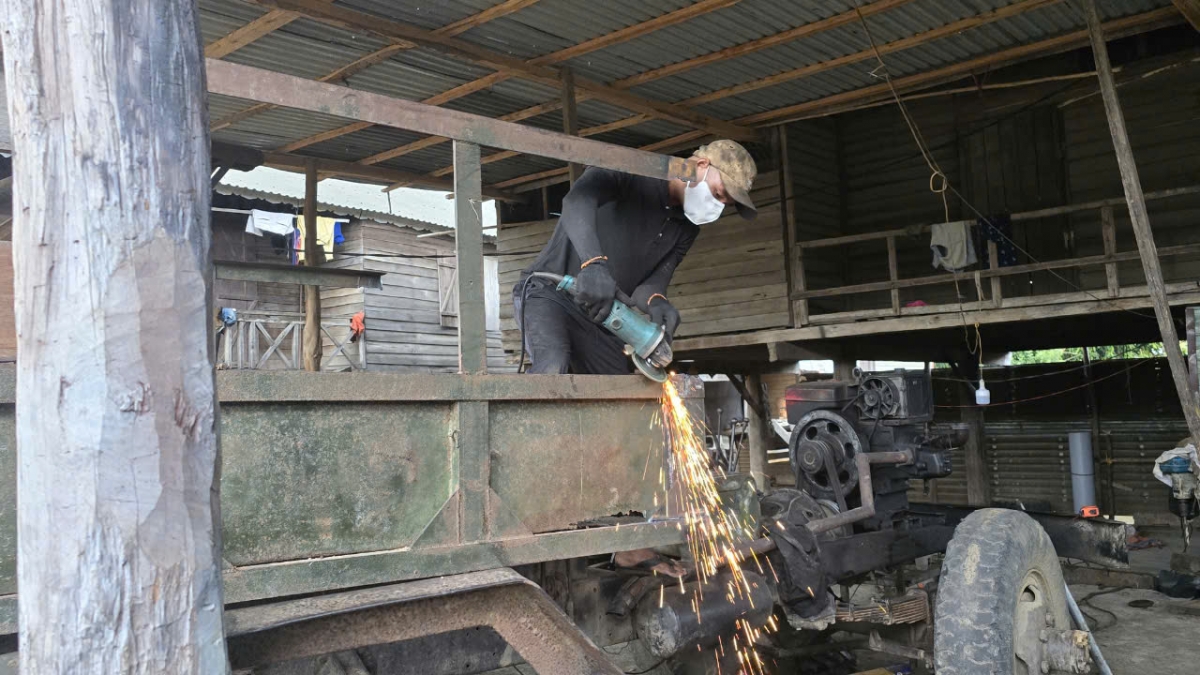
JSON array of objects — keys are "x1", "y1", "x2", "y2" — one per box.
[{"x1": 518, "y1": 167, "x2": 699, "y2": 310}]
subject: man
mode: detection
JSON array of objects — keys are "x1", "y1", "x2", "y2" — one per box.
[{"x1": 516, "y1": 140, "x2": 758, "y2": 374}]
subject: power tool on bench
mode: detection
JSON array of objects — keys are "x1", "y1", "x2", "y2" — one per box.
[{"x1": 528, "y1": 272, "x2": 672, "y2": 382}]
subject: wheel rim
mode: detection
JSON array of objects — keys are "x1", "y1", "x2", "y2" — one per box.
[{"x1": 1012, "y1": 569, "x2": 1055, "y2": 675}]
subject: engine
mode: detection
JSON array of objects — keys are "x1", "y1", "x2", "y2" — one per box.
[{"x1": 784, "y1": 369, "x2": 954, "y2": 530}]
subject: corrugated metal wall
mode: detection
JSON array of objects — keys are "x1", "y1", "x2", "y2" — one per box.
[{"x1": 921, "y1": 358, "x2": 1186, "y2": 516}]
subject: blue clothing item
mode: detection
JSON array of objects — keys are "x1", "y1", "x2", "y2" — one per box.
[
  {"x1": 334, "y1": 222, "x2": 345, "y2": 245},
  {"x1": 218, "y1": 308, "x2": 238, "y2": 326},
  {"x1": 978, "y1": 214, "x2": 1018, "y2": 268}
]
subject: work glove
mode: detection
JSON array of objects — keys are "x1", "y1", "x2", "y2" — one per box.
[
  {"x1": 648, "y1": 296, "x2": 681, "y2": 341},
  {"x1": 574, "y1": 261, "x2": 618, "y2": 323}
]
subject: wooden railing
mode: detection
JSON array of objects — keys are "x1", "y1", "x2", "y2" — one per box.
[
  {"x1": 792, "y1": 185, "x2": 1200, "y2": 325},
  {"x1": 217, "y1": 317, "x2": 365, "y2": 371}
]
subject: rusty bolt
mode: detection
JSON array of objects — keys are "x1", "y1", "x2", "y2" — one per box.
[
  {"x1": 1045, "y1": 611, "x2": 1054, "y2": 627},
  {"x1": 1041, "y1": 662, "x2": 1050, "y2": 674},
  {"x1": 1039, "y1": 629, "x2": 1049, "y2": 642}
]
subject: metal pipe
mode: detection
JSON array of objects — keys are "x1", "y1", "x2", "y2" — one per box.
[
  {"x1": 1064, "y1": 584, "x2": 1114, "y2": 675},
  {"x1": 805, "y1": 450, "x2": 913, "y2": 534}
]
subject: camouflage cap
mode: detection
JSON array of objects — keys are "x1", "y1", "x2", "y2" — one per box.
[{"x1": 693, "y1": 139, "x2": 758, "y2": 220}]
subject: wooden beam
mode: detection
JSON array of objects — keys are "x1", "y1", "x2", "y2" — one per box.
[
  {"x1": 408, "y1": 0, "x2": 919, "y2": 183},
  {"x1": 211, "y1": 44, "x2": 407, "y2": 131},
  {"x1": 437, "y1": 0, "x2": 542, "y2": 37},
  {"x1": 561, "y1": 67, "x2": 582, "y2": 185},
  {"x1": 674, "y1": 287, "x2": 1200, "y2": 353},
  {"x1": 1100, "y1": 205, "x2": 1120, "y2": 297},
  {"x1": 253, "y1": 0, "x2": 754, "y2": 141},
  {"x1": 1081, "y1": 0, "x2": 1200, "y2": 441},
  {"x1": 302, "y1": 159, "x2": 322, "y2": 372},
  {"x1": 610, "y1": 0, "x2": 917, "y2": 90},
  {"x1": 681, "y1": 0, "x2": 1063, "y2": 107},
  {"x1": 205, "y1": 9, "x2": 304, "y2": 59},
  {"x1": 261, "y1": 151, "x2": 519, "y2": 201},
  {"x1": 454, "y1": 142, "x2": 487, "y2": 375},
  {"x1": 207, "y1": 59, "x2": 700, "y2": 183},
  {"x1": 221, "y1": 0, "x2": 531, "y2": 142},
  {"x1": 490, "y1": 5, "x2": 1177, "y2": 193},
  {"x1": 5, "y1": 0, "x2": 226, "y2": 668},
  {"x1": 740, "y1": 7, "x2": 1181, "y2": 126},
  {"x1": 1174, "y1": 0, "x2": 1200, "y2": 31}
]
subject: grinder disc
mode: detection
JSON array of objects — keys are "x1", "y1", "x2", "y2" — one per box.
[{"x1": 631, "y1": 353, "x2": 668, "y2": 382}]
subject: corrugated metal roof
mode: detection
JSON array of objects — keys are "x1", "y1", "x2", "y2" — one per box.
[{"x1": 198, "y1": 0, "x2": 1182, "y2": 190}]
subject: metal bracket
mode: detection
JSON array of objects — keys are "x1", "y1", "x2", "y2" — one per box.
[{"x1": 226, "y1": 568, "x2": 622, "y2": 674}]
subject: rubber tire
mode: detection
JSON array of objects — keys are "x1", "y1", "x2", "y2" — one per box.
[{"x1": 934, "y1": 508, "x2": 1070, "y2": 675}]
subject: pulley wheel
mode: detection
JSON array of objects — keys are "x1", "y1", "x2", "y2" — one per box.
[{"x1": 788, "y1": 410, "x2": 863, "y2": 499}]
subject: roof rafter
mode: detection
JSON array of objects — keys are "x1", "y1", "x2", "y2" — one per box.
[
  {"x1": 213, "y1": 0, "x2": 540, "y2": 133},
  {"x1": 1173, "y1": 0, "x2": 1200, "y2": 31},
  {"x1": 205, "y1": 9, "x2": 301, "y2": 58},
  {"x1": 418, "y1": 0, "x2": 1057, "y2": 187},
  {"x1": 489, "y1": 7, "x2": 1181, "y2": 192},
  {"x1": 382, "y1": 0, "x2": 922, "y2": 184},
  {"x1": 251, "y1": 0, "x2": 753, "y2": 149}
]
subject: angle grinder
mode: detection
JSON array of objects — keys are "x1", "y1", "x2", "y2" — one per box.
[{"x1": 529, "y1": 272, "x2": 673, "y2": 382}]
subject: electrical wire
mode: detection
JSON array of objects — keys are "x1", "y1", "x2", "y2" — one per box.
[
  {"x1": 935, "y1": 357, "x2": 1154, "y2": 408},
  {"x1": 932, "y1": 359, "x2": 1113, "y2": 384},
  {"x1": 624, "y1": 659, "x2": 668, "y2": 675},
  {"x1": 1076, "y1": 587, "x2": 1124, "y2": 632}
]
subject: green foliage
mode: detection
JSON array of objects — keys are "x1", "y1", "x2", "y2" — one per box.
[{"x1": 1008, "y1": 342, "x2": 1182, "y2": 365}]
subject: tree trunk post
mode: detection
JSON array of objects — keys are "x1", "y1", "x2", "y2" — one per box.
[
  {"x1": 745, "y1": 374, "x2": 770, "y2": 491},
  {"x1": 1, "y1": 0, "x2": 228, "y2": 670},
  {"x1": 1081, "y1": 0, "x2": 1200, "y2": 442},
  {"x1": 303, "y1": 158, "x2": 322, "y2": 372}
]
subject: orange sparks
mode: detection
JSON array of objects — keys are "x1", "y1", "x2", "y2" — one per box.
[{"x1": 658, "y1": 378, "x2": 775, "y2": 675}]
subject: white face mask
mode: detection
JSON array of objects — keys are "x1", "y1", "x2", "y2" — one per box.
[{"x1": 683, "y1": 167, "x2": 725, "y2": 225}]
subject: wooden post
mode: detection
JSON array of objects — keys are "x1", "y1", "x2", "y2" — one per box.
[
  {"x1": 886, "y1": 235, "x2": 900, "y2": 315},
  {"x1": 745, "y1": 374, "x2": 770, "y2": 491},
  {"x1": 961, "y1": 407, "x2": 990, "y2": 507},
  {"x1": 303, "y1": 158, "x2": 322, "y2": 371},
  {"x1": 778, "y1": 126, "x2": 800, "y2": 327},
  {"x1": 987, "y1": 240, "x2": 1002, "y2": 306},
  {"x1": 561, "y1": 67, "x2": 583, "y2": 185},
  {"x1": 1082, "y1": 0, "x2": 1200, "y2": 442},
  {"x1": 453, "y1": 140, "x2": 489, "y2": 541},
  {"x1": 1100, "y1": 205, "x2": 1120, "y2": 297},
  {"x1": 454, "y1": 141, "x2": 487, "y2": 375},
  {"x1": 1, "y1": 1, "x2": 227, "y2": 670}
]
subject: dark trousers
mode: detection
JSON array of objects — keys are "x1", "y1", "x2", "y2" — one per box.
[{"x1": 515, "y1": 283, "x2": 632, "y2": 375}]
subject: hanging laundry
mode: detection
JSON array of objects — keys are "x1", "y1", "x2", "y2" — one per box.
[
  {"x1": 930, "y1": 221, "x2": 977, "y2": 272},
  {"x1": 295, "y1": 215, "x2": 346, "y2": 263},
  {"x1": 978, "y1": 214, "x2": 1018, "y2": 268},
  {"x1": 334, "y1": 222, "x2": 345, "y2": 245},
  {"x1": 245, "y1": 209, "x2": 295, "y2": 237},
  {"x1": 349, "y1": 310, "x2": 366, "y2": 343}
]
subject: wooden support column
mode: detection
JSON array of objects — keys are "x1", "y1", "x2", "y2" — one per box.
[
  {"x1": 1082, "y1": 347, "x2": 1107, "y2": 514},
  {"x1": 453, "y1": 141, "x2": 489, "y2": 541},
  {"x1": 886, "y1": 236, "x2": 900, "y2": 315},
  {"x1": 961, "y1": 407, "x2": 990, "y2": 507},
  {"x1": 778, "y1": 126, "x2": 801, "y2": 327},
  {"x1": 1082, "y1": 0, "x2": 1200, "y2": 442},
  {"x1": 1, "y1": 0, "x2": 227, "y2": 670},
  {"x1": 303, "y1": 158, "x2": 322, "y2": 371},
  {"x1": 561, "y1": 67, "x2": 583, "y2": 185},
  {"x1": 1100, "y1": 205, "x2": 1120, "y2": 297},
  {"x1": 987, "y1": 240, "x2": 1002, "y2": 306},
  {"x1": 745, "y1": 374, "x2": 770, "y2": 491},
  {"x1": 1173, "y1": 0, "x2": 1200, "y2": 32}
]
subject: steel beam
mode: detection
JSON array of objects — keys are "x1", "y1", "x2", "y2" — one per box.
[
  {"x1": 214, "y1": 261, "x2": 383, "y2": 290},
  {"x1": 206, "y1": 59, "x2": 699, "y2": 184},
  {"x1": 226, "y1": 568, "x2": 622, "y2": 674}
]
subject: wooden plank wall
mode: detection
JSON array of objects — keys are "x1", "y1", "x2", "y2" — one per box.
[
  {"x1": 328, "y1": 220, "x2": 511, "y2": 373},
  {"x1": 1064, "y1": 65, "x2": 1200, "y2": 291},
  {"x1": 673, "y1": 170, "x2": 788, "y2": 338},
  {"x1": 212, "y1": 216, "x2": 301, "y2": 313},
  {"x1": 496, "y1": 171, "x2": 790, "y2": 357},
  {"x1": 788, "y1": 118, "x2": 843, "y2": 306}
]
